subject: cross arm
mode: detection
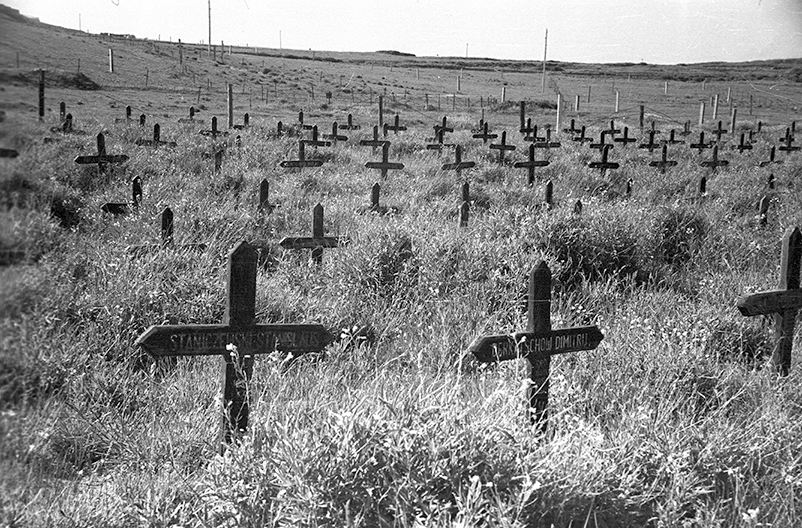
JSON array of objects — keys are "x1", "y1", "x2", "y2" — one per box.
[
  {"x1": 737, "y1": 289, "x2": 802, "y2": 317},
  {"x1": 279, "y1": 236, "x2": 347, "y2": 249}
]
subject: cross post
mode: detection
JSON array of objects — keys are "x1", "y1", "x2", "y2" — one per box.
[
  {"x1": 280, "y1": 141, "x2": 325, "y2": 169},
  {"x1": 589, "y1": 144, "x2": 619, "y2": 175}
]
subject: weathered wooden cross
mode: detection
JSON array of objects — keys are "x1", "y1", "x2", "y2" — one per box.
[
  {"x1": 323, "y1": 122, "x2": 348, "y2": 145},
  {"x1": 301, "y1": 125, "x2": 331, "y2": 148},
  {"x1": 731, "y1": 133, "x2": 753, "y2": 153},
  {"x1": 128, "y1": 207, "x2": 207, "y2": 255},
  {"x1": 760, "y1": 146, "x2": 782, "y2": 167},
  {"x1": 649, "y1": 145, "x2": 678, "y2": 174},
  {"x1": 441, "y1": 145, "x2": 476, "y2": 178},
  {"x1": 514, "y1": 144, "x2": 550, "y2": 185},
  {"x1": 532, "y1": 127, "x2": 561, "y2": 149},
  {"x1": 562, "y1": 119, "x2": 581, "y2": 134},
  {"x1": 280, "y1": 141, "x2": 324, "y2": 169},
  {"x1": 572, "y1": 126, "x2": 592, "y2": 144},
  {"x1": 338, "y1": 114, "x2": 360, "y2": 130},
  {"x1": 0, "y1": 148, "x2": 19, "y2": 158},
  {"x1": 279, "y1": 203, "x2": 347, "y2": 265},
  {"x1": 589, "y1": 144, "x2": 619, "y2": 175},
  {"x1": 700, "y1": 145, "x2": 729, "y2": 171},
  {"x1": 384, "y1": 114, "x2": 407, "y2": 134},
  {"x1": 638, "y1": 130, "x2": 659, "y2": 153},
  {"x1": 663, "y1": 129, "x2": 685, "y2": 145},
  {"x1": 466, "y1": 261, "x2": 604, "y2": 432},
  {"x1": 101, "y1": 176, "x2": 142, "y2": 216},
  {"x1": 472, "y1": 122, "x2": 498, "y2": 144},
  {"x1": 74, "y1": 133, "x2": 129, "y2": 174},
  {"x1": 200, "y1": 116, "x2": 226, "y2": 137},
  {"x1": 360, "y1": 125, "x2": 390, "y2": 154},
  {"x1": 490, "y1": 131, "x2": 516, "y2": 163},
  {"x1": 779, "y1": 128, "x2": 800, "y2": 153},
  {"x1": 135, "y1": 124, "x2": 177, "y2": 148},
  {"x1": 135, "y1": 241, "x2": 334, "y2": 451},
  {"x1": 232, "y1": 113, "x2": 250, "y2": 130},
  {"x1": 523, "y1": 121, "x2": 544, "y2": 143},
  {"x1": 365, "y1": 142, "x2": 404, "y2": 179},
  {"x1": 613, "y1": 126, "x2": 636, "y2": 146},
  {"x1": 605, "y1": 120, "x2": 621, "y2": 136},
  {"x1": 712, "y1": 121, "x2": 726, "y2": 143},
  {"x1": 298, "y1": 110, "x2": 314, "y2": 130},
  {"x1": 690, "y1": 132, "x2": 712, "y2": 153},
  {"x1": 737, "y1": 226, "x2": 802, "y2": 376}
]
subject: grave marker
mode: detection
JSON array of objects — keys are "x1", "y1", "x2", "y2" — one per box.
[
  {"x1": 365, "y1": 142, "x2": 405, "y2": 179},
  {"x1": 360, "y1": 125, "x2": 390, "y2": 153},
  {"x1": 0, "y1": 148, "x2": 19, "y2": 158},
  {"x1": 74, "y1": 133, "x2": 128, "y2": 174},
  {"x1": 605, "y1": 120, "x2": 621, "y2": 136},
  {"x1": 589, "y1": 131, "x2": 611, "y2": 151},
  {"x1": 778, "y1": 128, "x2": 800, "y2": 153},
  {"x1": 466, "y1": 261, "x2": 603, "y2": 432},
  {"x1": 101, "y1": 176, "x2": 142, "y2": 216},
  {"x1": 514, "y1": 144, "x2": 550, "y2": 185},
  {"x1": 737, "y1": 226, "x2": 802, "y2": 376},
  {"x1": 200, "y1": 116, "x2": 227, "y2": 137},
  {"x1": 490, "y1": 131, "x2": 516, "y2": 163},
  {"x1": 613, "y1": 127, "x2": 636, "y2": 146},
  {"x1": 280, "y1": 141, "x2": 324, "y2": 169},
  {"x1": 572, "y1": 126, "x2": 591, "y2": 144},
  {"x1": 649, "y1": 145, "x2": 678, "y2": 174},
  {"x1": 301, "y1": 125, "x2": 331, "y2": 148},
  {"x1": 135, "y1": 241, "x2": 334, "y2": 451},
  {"x1": 128, "y1": 207, "x2": 207, "y2": 255},
  {"x1": 700, "y1": 145, "x2": 729, "y2": 171},
  {"x1": 135, "y1": 124, "x2": 177, "y2": 148},
  {"x1": 441, "y1": 145, "x2": 476, "y2": 178},
  {"x1": 562, "y1": 119, "x2": 580, "y2": 134},
  {"x1": 712, "y1": 121, "x2": 726, "y2": 143},
  {"x1": 532, "y1": 128, "x2": 561, "y2": 149},
  {"x1": 338, "y1": 114, "x2": 360, "y2": 130},
  {"x1": 323, "y1": 122, "x2": 348, "y2": 145},
  {"x1": 758, "y1": 195, "x2": 769, "y2": 227},
  {"x1": 385, "y1": 114, "x2": 407, "y2": 134},
  {"x1": 663, "y1": 129, "x2": 685, "y2": 145},
  {"x1": 690, "y1": 132, "x2": 712, "y2": 153},
  {"x1": 731, "y1": 133, "x2": 752, "y2": 153},
  {"x1": 760, "y1": 146, "x2": 782, "y2": 167},
  {"x1": 523, "y1": 121, "x2": 543, "y2": 143},
  {"x1": 279, "y1": 203, "x2": 346, "y2": 265},
  {"x1": 638, "y1": 130, "x2": 659, "y2": 153},
  {"x1": 232, "y1": 113, "x2": 250, "y2": 130},
  {"x1": 472, "y1": 122, "x2": 498, "y2": 144},
  {"x1": 544, "y1": 180, "x2": 553, "y2": 209},
  {"x1": 588, "y1": 144, "x2": 619, "y2": 175}
]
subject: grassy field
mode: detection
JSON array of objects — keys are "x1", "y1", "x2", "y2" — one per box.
[{"x1": 3, "y1": 6, "x2": 802, "y2": 527}]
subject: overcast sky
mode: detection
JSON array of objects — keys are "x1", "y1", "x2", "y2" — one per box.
[{"x1": 4, "y1": 0, "x2": 802, "y2": 64}]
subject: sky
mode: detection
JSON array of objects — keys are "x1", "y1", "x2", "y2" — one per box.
[{"x1": 4, "y1": 0, "x2": 802, "y2": 64}]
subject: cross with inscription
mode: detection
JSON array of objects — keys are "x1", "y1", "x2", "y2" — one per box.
[
  {"x1": 737, "y1": 226, "x2": 802, "y2": 376},
  {"x1": 514, "y1": 144, "x2": 550, "y2": 185},
  {"x1": 589, "y1": 144, "x2": 619, "y2": 175},
  {"x1": 338, "y1": 114, "x2": 361, "y2": 130},
  {"x1": 360, "y1": 125, "x2": 390, "y2": 154},
  {"x1": 365, "y1": 142, "x2": 404, "y2": 179},
  {"x1": 466, "y1": 261, "x2": 604, "y2": 433},
  {"x1": 280, "y1": 141, "x2": 324, "y2": 169},
  {"x1": 74, "y1": 133, "x2": 129, "y2": 174},
  {"x1": 649, "y1": 144, "x2": 678, "y2": 174},
  {"x1": 700, "y1": 145, "x2": 729, "y2": 171},
  {"x1": 760, "y1": 146, "x2": 782, "y2": 167},
  {"x1": 279, "y1": 203, "x2": 347, "y2": 265},
  {"x1": 472, "y1": 122, "x2": 498, "y2": 144},
  {"x1": 135, "y1": 124, "x2": 177, "y2": 148},
  {"x1": 731, "y1": 133, "x2": 753, "y2": 153},
  {"x1": 490, "y1": 131, "x2": 516, "y2": 163},
  {"x1": 441, "y1": 145, "x2": 476, "y2": 178},
  {"x1": 613, "y1": 127, "x2": 636, "y2": 147},
  {"x1": 690, "y1": 132, "x2": 712, "y2": 153},
  {"x1": 136, "y1": 241, "x2": 334, "y2": 452}
]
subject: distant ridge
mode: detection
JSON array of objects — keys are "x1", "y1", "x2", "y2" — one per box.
[{"x1": 376, "y1": 50, "x2": 416, "y2": 57}]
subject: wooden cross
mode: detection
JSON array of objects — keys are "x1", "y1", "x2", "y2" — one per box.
[
  {"x1": 712, "y1": 121, "x2": 726, "y2": 143},
  {"x1": 74, "y1": 133, "x2": 128, "y2": 174},
  {"x1": 690, "y1": 132, "x2": 712, "y2": 153},
  {"x1": 323, "y1": 122, "x2": 348, "y2": 144},
  {"x1": 385, "y1": 114, "x2": 407, "y2": 134},
  {"x1": 279, "y1": 203, "x2": 346, "y2": 265},
  {"x1": 466, "y1": 261, "x2": 604, "y2": 432},
  {"x1": 50, "y1": 113, "x2": 75, "y2": 134},
  {"x1": 301, "y1": 125, "x2": 331, "y2": 148},
  {"x1": 589, "y1": 131, "x2": 610, "y2": 150},
  {"x1": 360, "y1": 125, "x2": 390, "y2": 154},
  {"x1": 649, "y1": 144, "x2": 678, "y2": 173},
  {"x1": 101, "y1": 176, "x2": 142, "y2": 216},
  {"x1": 178, "y1": 106, "x2": 200, "y2": 124},
  {"x1": 572, "y1": 126, "x2": 592, "y2": 144},
  {"x1": 778, "y1": 127, "x2": 795, "y2": 145},
  {"x1": 760, "y1": 146, "x2": 782, "y2": 167},
  {"x1": 135, "y1": 241, "x2": 334, "y2": 451},
  {"x1": 700, "y1": 145, "x2": 729, "y2": 171},
  {"x1": 135, "y1": 124, "x2": 177, "y2": 148},
  {"x1": 338, "y1": 114, "x2": 360, "y2": 130},
  {"x1": 737, "y1": 226, "x2": 802, "y2": 376},
  {"x1": 200, "y1": 116, "x2": 227, "y2": 137},
  {"x1": 606, "y1": 119, "x2": 621, "y2": 136},
  {"x1": 613, "y1": 126, "x2": 636, "y2": 146},
  {"x1": 649, "y1": 120, "x2": 662, "y2": 135},
  {"x1": 520, "y1": 117, "x2": 534, "y2": 136},
  {"x1": 232, "y1": 113, "x2": 250, "y2": 130},
  {"x1": 139, "y1": 114, "x2": 147, "y2": 127},
  {"x1": 365, "y1": 142, "x2": 404, "y2": 179},
  {"x1": 638, "y1": 130, "x2": 659, "y2": 152},
  {"x1": 433, "y1": 116, "x2": 454, "y2": 138},
  {"x1": 663, "y1": 129, "x2": 685, "y2": 145},
  {"x1": 490, "y1": 131, "x2": 516, "y2": 163},
  {"x1": 532, "y1": 128, "x2": 561, "y2": 149},
  {"x1": 425, "y1": 127, "x2": 455, "y2": 150},
  {"x1": 441, "y1": 145, "x2": 476, "y2": 178},
  {"x1": 514, "y1": 144, "x2": 550, "y2": 185},
  {"x1": 128, "y1": 207, "x2": 207, "y2": 255},
  {"x1": 589, "y1": 144, "x2": 619, "y2": 175},
  {"x1": 731, "y1": 133, "x2": 752, "y2": 153},
  {"x1": 678, "y1": 120, "x2": 692, "y2": 137},
  {"x1": 523, "y1": 122, "x2": 544, "y2": 143},
  {"x1": 298, "y1": 110, "x2": 314, "y2": 130},
  {"x1": 562, "y1": 119, "x2": 580, "y2": 134},
  {"x1": 280, "y1": 141, "x2": 324, "y2": 169},
  {"x1": 779, "y1": 128, "x2": 800, "y2": 153},
  {"x1": 472, "y1": 122, "x2": 497, "y2": 144}
]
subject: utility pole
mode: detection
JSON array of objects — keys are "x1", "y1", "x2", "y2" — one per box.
[
  {"x1": 207, "y1": 0, "x2": 211, "y2": 53},
  {"x1": 541, "y1": 29, "x2": 548, "y2": 93}
]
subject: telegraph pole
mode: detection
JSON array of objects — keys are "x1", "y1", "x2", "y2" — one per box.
[{"x1": 207, "y1": 0, "x2": 212, "y2": 53}]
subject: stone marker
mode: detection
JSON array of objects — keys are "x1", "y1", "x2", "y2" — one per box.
[
  {"x1": 490, "y1": 131, "x2": 516, "y2": 163},
  {"x1": 280, "y1": 141, "x2": 324, "y2": 169},
  {"x1": 466, "y1": 261, "x2": 603, "y2": 432},
  {"x1": 649, "y1": 145, "x2": 678, "y2": 174},
  {"x1": 514, "y1": 144, "x2": 550, "y2": 185},
  {"x1": 589, "y1": 144, "x2": 619, "y2": 175},
  {"x1": 700, "y1": 145, "x2": 729, "y2": 171},
  {"x1": 365, "y1": 142, "x2": 404, "y2": 179},
  {"x1": 74, "y1": 133, "x2": 129, "y2": 174},
  {"x1": 135, "y1": 241, "x2": 334, "y2": 451},
  {"x1": 441, "y1": 145, "x2": 476, "y2": 178},
  {"x1": 737, "y1": 226, "x2": 802, "y2": 376},
  {"x1": 279, "y1": 203, "x2": 346, "y2": 265},
  {"x1": 135, "y1": 124, "x2": 177, "y2": 148}
]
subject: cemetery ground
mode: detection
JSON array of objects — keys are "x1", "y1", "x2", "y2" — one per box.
[{"x1": 3, "y1": 8, "x2": 802, "y2": 527}]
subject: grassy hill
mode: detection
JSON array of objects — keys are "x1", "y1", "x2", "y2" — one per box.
[{"x1": 2, "y1": 6, "x2": 802, "y2": 527}]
